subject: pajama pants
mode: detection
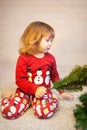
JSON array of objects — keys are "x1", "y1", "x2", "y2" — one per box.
[{"x1": 1, "y1": 88, "x2": 59, "y2": 119}]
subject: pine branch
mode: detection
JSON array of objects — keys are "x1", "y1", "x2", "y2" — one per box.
[
  {"x1": 53, "y1": 65, "x2": 87, "y2": 91},
  {"x1": 73, "y1": 93, "x2": 87, "y2": 130}
]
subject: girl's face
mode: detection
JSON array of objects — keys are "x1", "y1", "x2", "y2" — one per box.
[{"x1": 39, "y1": 35, "x2": 54, "y2": 53}]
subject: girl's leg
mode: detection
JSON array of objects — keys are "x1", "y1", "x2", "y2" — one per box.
[
  {"x1": 32, "y1": 90, "x2": 59, "y2": 119},
  {"x1": 1, "y1": 88, "x2": 33, "y2": 119}
]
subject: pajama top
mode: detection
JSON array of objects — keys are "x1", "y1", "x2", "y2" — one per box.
[{"x1": 15, "y1": 52, "x2": 60, "y2": 95}]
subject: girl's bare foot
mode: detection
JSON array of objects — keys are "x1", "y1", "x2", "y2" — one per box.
[{"x1": 61, "y1": 92, "x2": 74, "y2": 100}]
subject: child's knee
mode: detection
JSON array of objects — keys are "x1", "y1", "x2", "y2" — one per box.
[
  {"x1": 1, "y1": 96, "x2": 29, "y2": 119},
  {"x1": 32, "y1": 91, "x2": 59, "y2": 119}
]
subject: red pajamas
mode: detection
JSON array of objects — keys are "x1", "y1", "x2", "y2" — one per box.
[
  {"x1": 1, "y1": 53, "x2": 60, "y2": 119},
  {"x1": 1, "y1": 89, "x2": 59, "y2": 119},
  {"x1": 32, "y1": 90, "x2": 59, "y2": 119},
  {"x1": 1, "y1": 89, "x2": 31, "y2": 119}
]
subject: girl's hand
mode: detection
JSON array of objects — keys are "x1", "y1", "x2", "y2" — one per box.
[
  {"x1": 35, "y1": 86, "x2": 47, "y2": 98},
  {"x1": 61, "y1": 92, "x2": 74, "y2": 100}
]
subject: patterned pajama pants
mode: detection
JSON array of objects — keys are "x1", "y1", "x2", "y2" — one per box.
[{"x1": 1, "y1": 89, "x2": 59, "y2": 119}]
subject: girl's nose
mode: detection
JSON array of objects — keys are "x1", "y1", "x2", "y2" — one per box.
[{"x1": 48, "y1": 41, "x2": 53, "y2": 46}]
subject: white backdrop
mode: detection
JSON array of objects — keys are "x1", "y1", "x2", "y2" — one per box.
[{"x1": 0, "y1": 0, "x2": 87, "y2": 65}]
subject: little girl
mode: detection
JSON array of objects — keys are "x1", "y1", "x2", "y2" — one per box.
[{"x1": 1, "y1": 21, "x2": 73, "y2": 119}]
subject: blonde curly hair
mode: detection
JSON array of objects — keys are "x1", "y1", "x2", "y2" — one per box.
[{"x1": 19, "y1": 21, "x2": 55, "y2": 55}]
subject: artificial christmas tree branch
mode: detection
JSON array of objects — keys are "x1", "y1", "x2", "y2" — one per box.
[
  {"x1": 53, "y1": 65, "x2": 87, "y2": 91},
  {"x1": 73, "y1": 93, "x2": 87, "y2": 130},
  {"x1": 52, "y1": 65, "x2": 87, "y2": 130}
]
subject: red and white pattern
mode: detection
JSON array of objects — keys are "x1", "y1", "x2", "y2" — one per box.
[
  {"x1": 32, "y1": 90, "x2": 59, "y2": 119},
  {"x1": 1, "y1": 89, "x2": 59, "y2": 119},
  {"x1": 1, "y1": 89, "x2": 31, "y2": 119}
]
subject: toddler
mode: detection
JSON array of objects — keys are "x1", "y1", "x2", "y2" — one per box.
[{"x1": 1, "y1": 21, "x2": 73, "y2": 119}]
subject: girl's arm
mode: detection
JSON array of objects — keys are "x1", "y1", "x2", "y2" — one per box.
[{"x1": 15, "y1": 55, "x2": 38, "y2": 95}]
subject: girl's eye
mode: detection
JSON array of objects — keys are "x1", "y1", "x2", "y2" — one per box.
[
  {"x1": 46, "y1": 39, "x2": 53, "y2": 42},
  {"x1": 46, "y1": 39, "x2": 50, "y2": 42}
]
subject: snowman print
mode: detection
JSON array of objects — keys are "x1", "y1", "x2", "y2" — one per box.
[
  {"x1": 34, "y1": 68, "x2": 43, "y2": 85},
  {"x1": 45, "y1": 68, "x2": 50, "y2": 85}
]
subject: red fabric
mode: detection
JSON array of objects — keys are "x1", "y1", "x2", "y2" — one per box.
[
  {"x1": 15, "y1": 53, "x2": 60, "y2": 95},
  {"x1": 59, "y1": 90, "x2": 64, "y2": 94},
  {"x1": 1, "y1": 89, "x2": 58, "y2": 119},
  {"x1": 32, "y1": 90, "x2": 59, "y2": 119},
  {"x1": 1, "y1": 89, "x2": 31, "y2": 119}
]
